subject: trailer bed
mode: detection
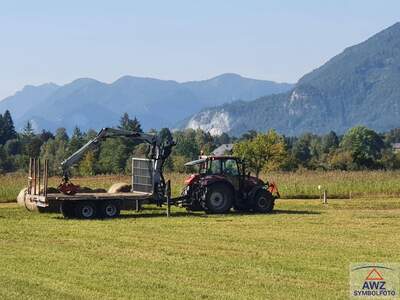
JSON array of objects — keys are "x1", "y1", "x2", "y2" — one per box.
[
  {"x1": 45, "y1": 192, "x2": 152, "y2": 201},
  {"x1": 26, "y1": 191, "x2": 153, "y2": 208}
]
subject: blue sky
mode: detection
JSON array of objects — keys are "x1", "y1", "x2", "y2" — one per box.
[{"x1": 0, "y1": 0, "x2": 399, "y2": 99}]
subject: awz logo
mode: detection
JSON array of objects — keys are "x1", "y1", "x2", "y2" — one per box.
[
  {"x1": 350, "y1": 264, "x2": 399, "y2": 299},
  {"x1": 360, "y1": 268, "x2": 386, "y2": 292}
]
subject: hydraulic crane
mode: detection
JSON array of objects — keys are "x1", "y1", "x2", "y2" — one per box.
[{"x1": 58, "y1": 127, "x2": 175, "y2": 200}]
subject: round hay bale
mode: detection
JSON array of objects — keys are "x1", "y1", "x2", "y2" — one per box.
[
  {"x1": 92, "y1": 188, "x2": 107, "y2": 193},
  {"x1": 17, "y1": 188, "x2": 27, "y2": 207},
  {"x1": 17, "y1": 187, "x2": 59, "y2": 213},
  {"x1": 24, "y1": 197, "x2": 38, "y2": 212},
  {"x1": 108, "y1": 183, "x2": 131, "y2": 193}
]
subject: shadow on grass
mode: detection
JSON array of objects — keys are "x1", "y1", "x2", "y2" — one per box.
[
  {"x1": 272, "y1": 209, "x2": 320, "y2": 215},
  {"x1": 52, "y1": 208, "x2": 320, "y2": 220}
]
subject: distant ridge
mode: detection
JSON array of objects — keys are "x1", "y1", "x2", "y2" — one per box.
[{"x1": 0, "y1": 74, "x2": 293, "y2": 132}]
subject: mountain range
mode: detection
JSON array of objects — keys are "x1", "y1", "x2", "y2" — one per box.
[
  {"x1": 185, "y1": 22, "x2": 400, "y2": 136},
  {"x1": 0, "y1": 74, "x2": 293, "y2": 132},
  {"x1": 2, "y1": 22, "x2": 400, "y2": 136}
]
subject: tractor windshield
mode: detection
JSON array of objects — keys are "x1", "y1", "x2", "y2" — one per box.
[
  {"x1": 208, "y1": 159, "x2": 221, "y2": 174},
  {"x1": 222, "y1": 159, "x2": 239, "y2": 176}
]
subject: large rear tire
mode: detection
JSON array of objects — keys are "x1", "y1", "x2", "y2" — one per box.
[
  {"x1": 253, "y1": 190, "x2": 275, "y2": 213},
  {"x1": 205, "y1": 184, "x2": 233, "y2": 214}
]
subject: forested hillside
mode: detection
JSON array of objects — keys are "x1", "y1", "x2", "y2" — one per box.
[{"x1": 186, "y1": 22, "x2": 400, "y2": 136}]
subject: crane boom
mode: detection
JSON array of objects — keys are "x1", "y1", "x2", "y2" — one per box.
[{"x1": 59, "y1": 127, "x2": 175, "y2": 198}]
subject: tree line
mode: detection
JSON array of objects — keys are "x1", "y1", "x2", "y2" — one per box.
[{"x1": 1, "y1": 110, "x2": 400, "y2": 176}]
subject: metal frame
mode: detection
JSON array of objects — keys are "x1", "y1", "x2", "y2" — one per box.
[
  {"x1": 131, "y1": 157, "x2": 155, "y2": 194},
  {"x1": 27, "y1": 158, "x2": 49, "y2": 205}
]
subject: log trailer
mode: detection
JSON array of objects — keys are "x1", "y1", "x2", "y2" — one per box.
[{"x1": 23, "y1": 127, "x2": 176, "y2": 219}]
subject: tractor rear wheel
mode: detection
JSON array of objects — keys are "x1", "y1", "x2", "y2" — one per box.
[
  {"x1": 253, "y1": 190, "x2": 275, "y2": 213},
  {"x1": 205, "y1": 184, "x2": 233, "y2": 214}
]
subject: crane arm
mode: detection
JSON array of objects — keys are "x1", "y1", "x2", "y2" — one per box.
[{"x1": 61, "y1": 127, "x2": 157, "y2": 178}]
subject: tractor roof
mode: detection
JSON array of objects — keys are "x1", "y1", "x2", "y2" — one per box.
[
  {"x1": 184, "y1": 158, "x2": 207, "y2": 166},
  {"x1": 184, "y1": 155, "x2": 240, "y2": 166}
]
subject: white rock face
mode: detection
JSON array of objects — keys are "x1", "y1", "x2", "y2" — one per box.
[
  {"x1": 186, "y1": 110, "x2": 231, "y2": 136},
  {"x1": 289, "y1": 89, "x2": 307, "y2": 103}
]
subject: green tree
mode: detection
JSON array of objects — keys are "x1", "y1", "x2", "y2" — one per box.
[
  {"x1": 0, "y1": 110, "x2": 16, "y2": 144},
  {"x1": 233, "y1": 130, "x2": 287, "y2": 177},
  {"x1": 173, "y1": 129, "x2": 200, "y2": 160},
  {"x1": 79, "y1": 151, "x2": 96, "y2": 176},
  {"x1": 322, "y1": 131, "x2": 339, "y2": 153},
  {"x1": 68, "y1": 126, "x2": 84, "y2": 155},
  {"x1": 292, "y1": 134, "x2": 312, "y2": 167},
  {"x1": 22, "y1": 121, "x2": 35, "y2": 138},
  {"x1": 41, "y1": 138, "x2": 68, "y2": 175},
  {"x1": 119, "y1": 113, "x2": 143, "y2": 132},
  {"x1": 341, "y1": 126, "x2": 384, "y2": 169},
  {"x1": 55, "y1": 128, "x2": 69, "y2": 142},
  {"x1": 39, "y1": 130, "x2": 54, "y2": 143},
  {"x1": 98, "y1": 139, "x2": 128, "y2": 174}
]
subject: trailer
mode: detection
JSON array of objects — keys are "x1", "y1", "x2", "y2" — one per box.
[{"x1": 22, "y1": 127, "x2": 176, "y2": 219}]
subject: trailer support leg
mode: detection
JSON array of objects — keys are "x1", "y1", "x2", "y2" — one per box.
[{"x1": 166, "y1": 180, "x2": 171, "y2": 217}]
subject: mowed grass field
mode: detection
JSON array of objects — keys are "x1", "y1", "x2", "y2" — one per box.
[
  {"x1": 0, "y1": 198, "x2": 399, "y2": 299},
  {"x1": 0, "y1": 172, "x2": 399, "y2": 299}
]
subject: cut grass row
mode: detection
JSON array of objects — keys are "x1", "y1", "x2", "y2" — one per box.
[
  {"x1": 1, "y1": 171, "x2": 400, "y2": 203},
  {"x1": 0, "y1": 198, "x2": 399, "y2": 299}
]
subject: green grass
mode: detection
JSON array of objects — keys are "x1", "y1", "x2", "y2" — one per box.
[
  {"x1": 3, "y1": 171, "x2": 400, "y2": 203},
  {"x1": 0, "y1": 198, "x2": 399, "y2": 299}
]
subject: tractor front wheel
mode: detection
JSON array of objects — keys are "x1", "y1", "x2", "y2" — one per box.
[
  {"x1": 252, "y1": 190, "x2": 275, "y2": 213},
  {"x1": 205, "y1": 184, "x2": 233, "y2": 214}
]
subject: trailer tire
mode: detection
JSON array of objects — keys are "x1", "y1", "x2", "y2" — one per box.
[
  {"x1": 99, "y1": 201, "x2": 121, "y2": 218},
  {"x1": 252, "y1": 190, "x2": 275, "y2": 213},
  {"x1": 75, "y1": 201, "x2": 97, "y2": 219},
  {"x1": 60, "y1": 202, "x2": 76, "y2": 218},
  {"x1": 205, "y1": 183, "x2": 233, "y2": 214}
]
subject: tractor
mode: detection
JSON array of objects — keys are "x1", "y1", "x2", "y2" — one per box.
[{"x1": 181, "y1": 156, "x2": 280, "y2": 214}]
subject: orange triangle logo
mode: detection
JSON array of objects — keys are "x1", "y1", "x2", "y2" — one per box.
[{"x1": 366, "y1": 268, "x2": 384, "y2": 281}]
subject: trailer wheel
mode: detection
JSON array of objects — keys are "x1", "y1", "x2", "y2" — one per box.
[
  {"x1": 60, "y1": 202, "x2": 76, "y2": 218},
  {"x1": 100, "y1": 201, "x2": 121, "y2": 218},
  {"x1": 253, "y1": 190, "x2": 275, "y2": 213},
  {"x1": 205, "y1": 184, "x2": 233, "y2": 214},
  {"x1": 75, "y1": 201, "x2": 97, "y2": 219}
]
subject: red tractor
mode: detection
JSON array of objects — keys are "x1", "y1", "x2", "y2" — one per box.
[{"x1": 181, "y1": 156, "x2": 280, "y2": 214}]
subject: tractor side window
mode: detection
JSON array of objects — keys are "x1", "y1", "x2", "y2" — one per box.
[
  {"x1": 222, "y1": 159, "x2": 239, "y2": 176},
  {"x1": 208, "y1": 159, "x2": 221, "y2": 174}
]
